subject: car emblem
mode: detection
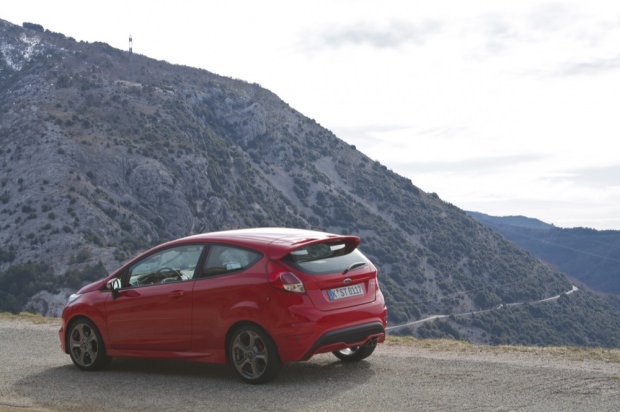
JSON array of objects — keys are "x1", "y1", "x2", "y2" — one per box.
[{"x1": 343, "y1": 278, "x2": 352, "y2": 284}]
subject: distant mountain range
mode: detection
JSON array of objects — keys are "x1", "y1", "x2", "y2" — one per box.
[
  {"x1": 468, "y1": 212, "x2": 620, "y2": 295},
  {"x1": 1, "y1": 18, "x2": 619, "y2": 347}
]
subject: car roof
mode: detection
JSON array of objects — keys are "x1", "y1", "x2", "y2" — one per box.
[{"x1": 177, "y1": 227, "x2": 360, "y2": 259}]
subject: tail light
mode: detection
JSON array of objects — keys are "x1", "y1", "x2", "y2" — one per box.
[{"x1": 268, "y1": 262, "x2": 306, "y2": 293}]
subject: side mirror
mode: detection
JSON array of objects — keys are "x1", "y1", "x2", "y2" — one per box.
[{"x1": 107, "y1": 278, "x2": 122, "y2": 299}]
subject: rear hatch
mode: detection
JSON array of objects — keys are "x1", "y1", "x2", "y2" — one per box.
[{"x1": 280, "y1": 238, "x2": 378, "y2": 311}]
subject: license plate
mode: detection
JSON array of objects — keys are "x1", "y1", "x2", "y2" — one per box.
[{"x1": 328, "y1": 284, "x2": 364, "y2": 300}]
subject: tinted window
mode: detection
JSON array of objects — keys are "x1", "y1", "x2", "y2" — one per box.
[
  {"x1": 127, "y1": 244, "x2": 204, "y2": 286},
  {"x1": 283, "y1": 243, "x2": 370, "y2": 275},
  {"x1": 201, "y1": 245, "x2": 262, "y2": 277}
]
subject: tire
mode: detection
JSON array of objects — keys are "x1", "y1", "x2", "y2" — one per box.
[
  {"x1": 67, "y1": 318, "x2": 110, "y2": 371},
  {"x1": 229, "y1": 325, "x2": 281, "y2": 384},
  {"x1": 332, "y1": 341, "x2": 377, "y2": 362}
]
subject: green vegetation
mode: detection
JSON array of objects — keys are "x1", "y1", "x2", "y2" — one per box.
[
  {"x1": 470, "y1": 213, "x2": 620, "y2": 295},
  {"x1": 0, "y1": 263, "x2": 107, "y2": 314},
  {"x1": 403, "y1": 292, "x2": 620, "y2": 348}
]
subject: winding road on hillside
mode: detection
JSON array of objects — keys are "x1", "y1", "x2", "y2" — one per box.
[
  {"x1": 1, "y1": 313, "x2": 618, "y2": 412},
  {"x1": 387, "y1": 285, "x2": 579, "y2": 332}
]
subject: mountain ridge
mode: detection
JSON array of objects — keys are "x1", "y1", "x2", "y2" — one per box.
[
  {"x1": 468, "y1": 211, "x2": 620, "y2": 295},
  {"x1": 1, "y1": 18, "x2": 619, "y2": 347}
]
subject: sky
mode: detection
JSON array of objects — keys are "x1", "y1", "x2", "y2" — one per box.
[{"x1": 4, "y1": 1, "x2": 620, "y2": 230}]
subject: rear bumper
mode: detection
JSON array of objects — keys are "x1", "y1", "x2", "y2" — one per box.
[
  {"x1": 273, "y1": 293, "x2": 388, "y2": 362},
  {"x1": 300, "y1": 321, "x2": 385, "y2": 360}
]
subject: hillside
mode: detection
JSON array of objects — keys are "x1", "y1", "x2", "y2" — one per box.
[
  {"x1": 468, "y1": 212, "x2": 620, "y2": 295},
  {"x1": 1, "y1": 18, "x2": 619, "y2": 347}
]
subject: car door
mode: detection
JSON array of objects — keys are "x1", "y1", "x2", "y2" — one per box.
[
  {"x1": 104, "y1": 244, "x2": 204, "y2": 352},
  {"x1": 190, "y1": 244, "x2": 264, "y2": 352}
]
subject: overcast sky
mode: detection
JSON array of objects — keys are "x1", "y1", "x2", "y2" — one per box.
[{"x1": 4, "y1": 1, "x2": 620, "y2": 230}]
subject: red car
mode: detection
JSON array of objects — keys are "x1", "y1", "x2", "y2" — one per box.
[{"x1": 59, "y1": 228, "x2": 387, "y2": 383}]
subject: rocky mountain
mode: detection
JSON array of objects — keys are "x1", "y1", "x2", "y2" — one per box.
[
  {"x1": 1, "y1": 19, "x2": 619, "y2": 347},
  {"x1": 468, "y1": 211, "x2": 620, "y2": 295}
]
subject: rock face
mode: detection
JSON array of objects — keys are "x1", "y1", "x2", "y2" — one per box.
[
  {"x1": 1, "y1": 19, "x2": 310, "y2": 273},
  {"x1": 23, "y1": 289, "x2": 73, "y2": 317},
  {"x1": 1, "y1": 19, "x2": 620, "y2": 347}
]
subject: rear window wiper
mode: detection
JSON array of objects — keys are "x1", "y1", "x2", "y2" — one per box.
[{"x1": 343, "y1": 261, "x2": 367, "y2": 274}]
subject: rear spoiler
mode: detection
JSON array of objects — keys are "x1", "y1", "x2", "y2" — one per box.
[{"x1": 267, "y1": 235, "x2": 360, "y2": 260}]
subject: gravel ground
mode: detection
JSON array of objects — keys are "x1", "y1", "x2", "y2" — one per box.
[{"x1": 0, "y1": 316, "x2": 618, "y2": 411}]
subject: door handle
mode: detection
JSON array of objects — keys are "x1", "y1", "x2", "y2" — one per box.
[{"x1": 169, "y1": 290, "x2": 185, "y2": 299}]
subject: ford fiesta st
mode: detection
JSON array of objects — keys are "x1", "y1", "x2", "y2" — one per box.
[{"x1": 59, "y1": 228, "x2": 388, "y2": 383}]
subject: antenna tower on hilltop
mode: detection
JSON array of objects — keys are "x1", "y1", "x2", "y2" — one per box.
[{"x1": 129, "y1": 35, "x2": 133, "y2": 54}]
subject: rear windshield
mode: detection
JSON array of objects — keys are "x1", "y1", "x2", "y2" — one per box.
[{"x1": 282, "y1": 243, "x2": 370, "y2": 275}]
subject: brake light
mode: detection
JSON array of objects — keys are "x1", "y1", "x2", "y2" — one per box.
[
  {"x1": 268, "y1": 262, "x2": 305, "y2": 293},
  {"x1": 280, "y1": 272, "x2": 306, "y2": 293}
]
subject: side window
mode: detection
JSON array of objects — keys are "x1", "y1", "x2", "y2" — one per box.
[
  {"x1": 127, "y1": 244, "x2": 204, "y2": 287},
  {"x1": 201, "y1": 245, "x2": 262, "y2": 277}
]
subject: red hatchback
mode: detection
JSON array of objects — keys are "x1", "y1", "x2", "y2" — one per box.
[{"x1": 59, "y1": 228, "x2": 387, "y2": 383}]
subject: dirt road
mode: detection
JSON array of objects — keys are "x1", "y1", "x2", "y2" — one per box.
[{"x1": 1, "y1": 316, "x2": 618, "y2": 411}]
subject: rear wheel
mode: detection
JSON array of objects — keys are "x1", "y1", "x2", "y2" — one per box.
[
  {"x1": 68, "y1": 318, "x2": 110, "y2": 371},
  {"x1": 229, "y1": 325, "x2": 281, "y2": 384},
  {"x1": 332, "y1": 340, "x2": 377, "y2": 362}
]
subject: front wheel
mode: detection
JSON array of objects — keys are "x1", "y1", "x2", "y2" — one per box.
[
  {"x1": 67, "y1": 318, "x2": 110, "y2": 371},
  {"x1": 332, "y1": 340, "x2": 377, "y2": 362},
  {"x1": 229, "y1": 325, "x2": 281, "y2": 384}
]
